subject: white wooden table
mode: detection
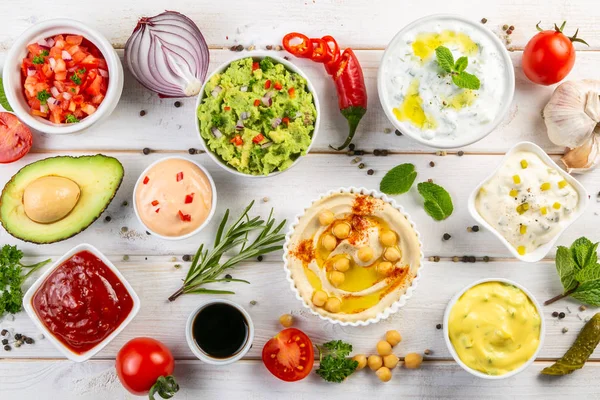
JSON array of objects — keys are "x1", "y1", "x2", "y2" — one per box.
[{"x1": 2, "y1": 1, "x2": 600, "y2": 398}]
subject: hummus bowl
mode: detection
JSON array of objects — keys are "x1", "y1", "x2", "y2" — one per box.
[{"x1": 283, "y1": 187, "x2": 424, "y2": 326}]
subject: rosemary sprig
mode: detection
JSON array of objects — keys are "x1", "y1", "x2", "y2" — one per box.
[{"x1": 168, "y1": 201, "x2": 286, "y2": 302}]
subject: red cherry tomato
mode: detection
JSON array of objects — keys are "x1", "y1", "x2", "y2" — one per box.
[
  {"x1": 262, "y1": 328, "x2": 314, "y2": 382},
  {"x1": 116, "y1": 337, "x2": 179, "y2": 397},
  {"x1": 0, "y1": 112, "x2": 32, "y2": 163},
  {"x1": 522, "y1": 22, "x2": 588, "y2": 86}
]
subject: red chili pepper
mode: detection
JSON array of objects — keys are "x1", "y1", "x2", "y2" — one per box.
[
  {"x1": 143, "y1": 176, "x2": 149, "y2": 185},
  {"x1": 185, "y1": 193, "x2": 195, "y2": 204},
  {"x1": 252, "y1": 62, "x2": 260, "y2": 71},
  {"x1": 253, "y1": 99, "x2": 260, "y2": 107},
  {"x1": 151, "y1": 200, "x2": 159, "y2": 206},
  {"x1": 230, "y1": 135, "x2": 243, "y2": 146},
  {"x1": 155, "y1": 208, "x2": 160, "y2": 213},
  {"x1": 323, "y1": 35, "x2": 341, "y2": 75},
  {"x1": 176, "y1": 172, "x2": 184, "y2": 182},
  {"x1": 224, "y1": 106, "x2": 231, "y2": 111},
  {"x1": 274, "y1": 82, "x2": 283, "y2": 91},
  {"x1": 252, "y1": 133, "x2": 265, "y2": 144},
  {"x1": 288, "y1": 87, "x2": 295, "y2": 98},
  {"x1": 178, "y1": 210, "x2": 191, "y2": 222},
  {"x1": 309, "y1": 38, "x2": 329, "y2": 62},
  {"x1": 282, "y1": 32, "x2": 312, "y2": 58},
  {"x1": 265, "y1": 80, "x2": 271, "y2": 89},
  {"x1": 282, "y1": 117, "x2": 290, "y2": 125}
]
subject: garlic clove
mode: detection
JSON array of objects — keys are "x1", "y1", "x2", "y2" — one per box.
[{"x1": 561, "y1": 133, "x2": 600, "y2": 173}]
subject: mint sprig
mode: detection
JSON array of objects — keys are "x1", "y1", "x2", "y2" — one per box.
[
  {"x1": 380, "y1": 163, "x2": 417, "y2": 195},
  {"x1": 417, "y1": 181, "x2": 454, "y2": 221},
  {"x1": 546, "y1": 237, "x2": 600, "y2": 306},
  {"x1": 434, "y1": 46, "x2": 481, "y2": 90}
]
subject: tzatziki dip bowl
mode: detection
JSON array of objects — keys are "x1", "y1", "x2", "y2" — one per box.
[{"x1": 378, "y1": 14, "x2": 514, "y2": 148}]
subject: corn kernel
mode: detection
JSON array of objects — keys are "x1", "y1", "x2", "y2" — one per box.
[
  {"x1": 541, "y1": 206, "x2": 548, "y2": 215},
  {"x1": 516, "y1": 202, "x2": 530, "y2": 214},
  {"x1": 540, "y1": 182, "x2": 551, "y2": 191},
  {"x1": 513, "y1": 175, "x2": 521, "y2": 184},
  {"x1": 520, "y1": 225, "x2": 527, "y2": 234},
  {"x1": 509, "y1": 189, "x2": 518, "y2": 197},
  {"x1": 558, "y1": 180, "x2": 568, "y2": 189},
  {"x1": 517, "y1": 246, "x2": 526, "y2": 255},
  {"x1": 520, "y1": 160, "x2": 528, "y2": 169},
  {"x1": 553, "y1": 202, "x2": 561, "y2": 210}
]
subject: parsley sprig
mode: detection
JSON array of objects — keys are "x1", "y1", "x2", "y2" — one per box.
[
  {"x1": 315, "y1": 340, "x2": 359, "y2": 383},
  {"x1": 435, "y1": 46, "x2": 481, "y2": 90},
  {"x1": 0, "y1": 245, "x2": 51, "y2": 317}
]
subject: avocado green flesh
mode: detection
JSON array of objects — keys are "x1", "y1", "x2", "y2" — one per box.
[{"x1": 0, "y1": 155, "x2": 124, "y2": 244}]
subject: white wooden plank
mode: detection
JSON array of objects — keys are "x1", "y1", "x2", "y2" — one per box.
[
  {"x1": 2, "y1": 50, "x2": 598, "y2": 153},
  {"x1": 1, "y1": 0, "x2": 600, "y2": 50},
  {"x1": 2, "y1": 260, "x2": 598, "y2": 360},
  {"x1": 1, "y1": 359, "x2": 600, "y2": 399},
  {"x1": 1, "y1": 152, "x2": 599, "y2": 258}
]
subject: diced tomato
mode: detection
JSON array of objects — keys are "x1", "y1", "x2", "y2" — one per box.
[
  {"x1": 71, "y1": 51, "x2": 87, "y2": 64},
  {"x1": 85, "y1": 75, "x2": 103, "y2": 96},
  {"x1": 254, "y1": 99, "x2": 260, "y2": 107},
  {"x1": 230, "y1": 135, "x2": 243, "y2": 146},
  {"x1": 274, "y1": 82, "x2": 283, "y2": 90},
  {"x1": 27, "y1": 44, "x2": 46, "y2": 56},
  {"x1": 91, "y1": 94, "x2": 104, "y2": 104},
  {"x1": 282, "y1": 117, "x2": 290, "y2": 126},
  {"x1": 66, "y1": 35, "x2": 83, "y2": 46},
  {"x1": 155, "y1": 208, "x2": 160, "y2": 213},
  {"x1": 81, "y1": 104, "x2": 96, "y2": 115},
  {"x1": 68, "y1": 101, "x2": 76, "y2": 112},
  {"x1": 143, "y1": 176, "x2": 149, "y2": 184},
  {"x1": 288, "y1": 88, "x2": 295, "y2": 98},
  {"x1": 54, "y1": 72, "x2": 67, "y2": 81},
  {"x1": 252, "y1": 133, "x2": 265, "y2": 144},
  {"x1": 178, "y1": 210, "x2": 192, "y2": 222},
  {"x1": 185, "y1": 193, "x2": 194, "y2": 204},
  {"x1": 67, "y1": 45, "x2": 81, "y2": 56},
  {"x1": 265, "y1": 80, "x2": 271, "y2": 89},
  {"x1": 151, "y1": 200, "x2": 159, "y2": 206},
  {"x1": 31, "y1": 110, "x2": 48, "y2": 117},
  {"x1": 176, "y1": 172, "x2": 184, "y2": 182},
  {"x1": 49, "y1": 47, "x2": 62, "y2": 59},
  {"x1": 252, "y1": 62, "x2": 260, "y2": 71},
  {"x1": 224, "y1": 106, "x2": 231, "y2": 111},
  {"x1": 50, "y1": 112, "x2": 62, "y2": 124}
]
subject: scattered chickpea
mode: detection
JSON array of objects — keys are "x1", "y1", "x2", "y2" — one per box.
[
  {"x1": 383, "y1": 354, "x2": 399, "y2": 369},
  {"x1": 352, "y1": 354, "x2": 367, "y2": 370},
  {"x1": 334, "y1": 257, "x2": 351, "y2": 272},
  {"x1": 385, "y1": 330, "x2": 402, "y2": 347},
  {"x1": 332, "y1": 222, "x2": 351, "y2": 239},
  {"x1": 357, "y1": 246, "x2": 374, "y2": 262},
  {"x1": 279, "y1": 314, "x2": 293, "y2": 327},
  {"x1": 376, "y1": 340, "x2": 392, "y2": 356},
  {"x1": 329, "y1": 270, "x2": 346, "y2": 287},
  {"x1": 324, "y1": 297, "x2": 342, "y2": 313},
  {"x1": 319, "y1": 210, "x2": 334, "y2": 226},
  {"x1": 404, "y1": 353, "x2": 423, "y2": 369},
  {"x1": 368, "y1": 355, "x2": 383, "y2": 371},
  {"x1": 380, "y1": 230, "x2": 397, "y2": 247},
  {"x1": 376, "y1": 366, "x2": 392, "y2": 382},
  {"x1": 377, "y1": 261, "x2": 394, "y2": 277},
  {"x1": 384, "y1": 247, "x2": 401, "y2": 262},
  {"x1": 321, "y1": 234, "x2": 337, "y2": 251},
  {"x1": 312, "y1": 290, "x2": 328, "y2": 307}
]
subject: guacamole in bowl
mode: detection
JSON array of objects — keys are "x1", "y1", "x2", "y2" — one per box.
[{"x1": 196, "y1": 55, "x2": 319, "y2": 176}]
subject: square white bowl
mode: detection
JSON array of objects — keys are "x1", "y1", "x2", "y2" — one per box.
[
  {"x1": 23, "y1": 243, "x2": 140, "y2": 362},
  {"x1": 468, "y1": 141, "x2": 589, "y2": 262}
]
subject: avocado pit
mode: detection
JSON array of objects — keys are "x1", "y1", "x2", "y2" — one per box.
[{"x1": 23, "y1": 176, "x2": 81, "y2": 224}]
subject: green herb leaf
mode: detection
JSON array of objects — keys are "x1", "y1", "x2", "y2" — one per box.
[
  {"x1": 37, "y1": 89, "x2": 51, "y2": 104},
  {"x1": 417, "y1": 182, "x2": 454, "y2": 221},
  {"x1": 32, "y1": 55, "x2": 45, "y2": 65},
  {"x1": 65, "y1": 114, "x2": 80, "y2": 123},
  {"x1": 379, "y1": 163, "x2": 417, "y2": 195},
  {"x1": 452, "y1": 71, "x2": 481, "y2": 90},
  {"x1": 435, "y1": 46, "x2": 454, "y2": 73},
  {"x1": 322, "y1": 340, "x2": 353, "y2": 358},
  {"x1": 576, "y1": 264, "x2": 600, "y2": 283},
  {"x1": 70, "y1": 74, "x2": 82, "y2": 85},
  {"x1": 571, "y1": 237, "x2": 598, "y2": 272},
  {"x1": 556, "y1": 245, "x2": 579, "y2": 292},
  {"x1": 571, "y1": 280, "x2": 600, "y2": 306},
  {"x1": 316, "y1": 340, "x2": 358, "y2": 383},
  {"x1": 454, "y1": 56, "x2": 468, "y2": 72},
  {"x1": 0, "y1": 78, "x2": 13, "y2": 112}
]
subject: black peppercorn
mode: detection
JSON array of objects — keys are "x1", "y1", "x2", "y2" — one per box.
[
  {"x1": 443, "y1": 233, "x2": 451, "y2": 240},
  {"x1": 182, "y1": 254, "x2": 191, "y2": 262},
  {"x1": 436, "y1": 324, "x2": 442, "y2": 330},
  {"x1": 174, "y1": 101, "x2": 182, "y2": 108},
  {"x1": 354, "y1": 150, "x2": 365, "y2": 156},
  {"x1": 14, "y1": 334, "x2": 22, "y2": 341},
  {"x1": 367, "y1": 169, "x2": 374, "y2": 175},
  {"x1": 381, "y1": 149, "x2": 388, "y2": 156},
  {"x1": 122, "y1": 201, "x2": 128, "y2": 207},
  {"x1": 458, "y1": 150, "x2": 464, "y2": 157},
  {"x1": 146, "y1": 231, "x2": 151, "y2": 235},
  {"x1": 3, "y1": 345, "x2": 10, "y2": 351},
  {"x1": 462, "y1": 256, "x2": 469, "y2": 263},
  {"x1": 0, "y1": 329, "x2": 7, "y2": 336},
  {"x1": 188, "y1": 148, "x2": 196, "y2": 155},
  {"x1": 429, "y1": 161, "x2": 435, "y2": 167},
  {"x1": 24, "y1": 337, "x2": 34, "y2": 345},
  {"x1": 104, "y1": 216, "x2": 111, "y2": 222},
  {"x1": 483, "y1": 256, "x2": 490, "y2": 262},
  {"x1": 558, "y1": 312, "x2": 566, "y2": 319},
  {"x1": 481, "y1": 18, "x2": 488, "y2": 24},
  {"x1": 348, "y1": 143, "x2": 355, "y2": 151},
  {"x1": 225, "y1": 274, "x2": 232, "y2": 280},
  {"x1": 468, "y1": 256, "x2": 476, "y2": 263},
  {"x1": 257, "y1": 255, "x2": 263, "y2": 262},
  {"x1": 1, "y1": 339, "x2": 7, "y2": 345},
  {"x1": 373, "y1": 149, "x2": 381, "y2": 156},
  {"x1": 358, "y1": 163, "x2": 365, "y2": 169},
  {"x1": 139, "y1": 110, "x2": 146, "y2": 117},
  {"x1": 395, "y1": 129, "x2": 403, "y2": 136},
  {"x1": 472, "y1": 225, "x2": 480, "y2": 232},
  {"x1": 142, "y1": 147, "x2": 151, "y2": 155},
  {"x1": 552, "y1": 311, "x2": 559, "y2": 318}
]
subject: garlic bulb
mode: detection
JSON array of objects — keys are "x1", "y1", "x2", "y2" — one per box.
[{"x1": 543, "y1": 80, "x2": 600, "y2": 173}]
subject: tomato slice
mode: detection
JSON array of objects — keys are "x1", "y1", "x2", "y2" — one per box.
[
  {"x1": 282, "y1": 33, "x2": 312, "y2": 58},
  {"x1": 262, "y1": 328, "x2": 314, "y2": 382},
  {"x1": 0, "y1": 113, "x2": 33, "y2": 163}
]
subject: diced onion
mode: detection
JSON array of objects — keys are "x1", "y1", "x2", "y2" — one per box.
[
  {"x1": 235, "y1": 120, "x2": 244, "y2": 130},
  {"x1": 39, "y1": 104, "x2": 48, "y2": 113},
  {"x1": 124, "y1": 11, "x2": 209, "y2": 97},
  {"x1": 240, "y1": 111, "x2": 250, "y2": 120},
  {"x1": 261, "y1": 96, "x2": 272, "y2": 107},
  {"x1": 37, "y1": 38, "x2": 49, "y2": 47},
  {"x1": 271, "y1": 118, "x2": 282, "y2": 128},
  {"x1": 27, "y1": 67, "x2": 36, "y2": 77},
  {"x1": 46, "y1": 38, "x2": 55, "y2": 47},
  {"x1": 49, "y1": 58, "x2": 56, "y2": 70},
  {"x1": 50, "y1": 87, "x2": 60, "y2": 98},
  {"x1": 61, "y1": 50, "x2": 72, "y2": 61},
  {"x1": 99, "y1": 69, "x2": 109, "y2": 78},
  {"x1": 62, "y1": 92, "x2": 72, "y2": 100},
  {"x1": 211, "y1": 86, "x2": 222, "y2": 98},
  {"x1": 211, "y1": 126, "x2": 222, "y2": 138},
  {"x1": 47, "y1": 97, "x2": 58, "y2": 105},
  {"x1": 240, "y1": 86, "x2": 248, "y2": 92}
]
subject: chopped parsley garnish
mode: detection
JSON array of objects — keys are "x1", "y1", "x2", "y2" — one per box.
[
  {"x1": 77, "y1": 68, "x2": 86, "y2": 75},
  {"x1": 69, "y1": 88, "x2": 76, "y2": 93},
  {"x1": 32, "y1": 56, "x2": 44, "y2": 65},
  {"x1": 65, "y1": 114, "x2": 80, "y2": 123},
  {"x1": 36, "y1": 89, "x2": 51, "y2": 104},
  {"x1": 70, "y1": 74, "x2": 82, "y2": 85}
]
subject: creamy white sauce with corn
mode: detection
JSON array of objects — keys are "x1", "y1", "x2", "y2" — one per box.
[
  {"x1": 381, "y1": 19, "x2": 508, "y2": 141},
  {"x1": 476, "y1": 151, "x2": 579, "y2": 255}
]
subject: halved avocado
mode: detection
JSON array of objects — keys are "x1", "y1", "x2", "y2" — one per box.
[{"x1": 0, "y1": 155, "x2": 124, "y2": 244}]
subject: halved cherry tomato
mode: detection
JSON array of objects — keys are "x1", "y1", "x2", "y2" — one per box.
[
  {"x1": 0, "y1": 112, "x2": 33, "y2": 163},
  {"x1": 262, "y1": 328, "x2": 314, "y2": 382},
  {"x1": 309, "y1": 38, "x2": 330, "y2": 63},
  {"x1": 282, "y1": 32, "x2": 312, "y2": 58}
]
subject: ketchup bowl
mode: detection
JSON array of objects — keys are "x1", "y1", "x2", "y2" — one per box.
[{"x1": 23, "y1": 243, "x2": 140, "y2": 362}]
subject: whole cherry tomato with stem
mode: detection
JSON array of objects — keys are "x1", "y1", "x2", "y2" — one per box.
[{"x1": 522, "y1": 21, "x2": 588, "y2": 86}]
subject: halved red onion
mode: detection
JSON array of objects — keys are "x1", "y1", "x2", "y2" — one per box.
[
  {"x1": 271, "y1": 118, "x2": 282, "y2": 128},
  {"x1": 61, "y1": 50, "x2": 72, "y2": 61},
  {"x1": 211, "y1": 86, "x2": 222, "y2": 98},
  {"x1": 99, "y1": 69, "x2": 109, "y2": 78},
  {"x1": 210, "y1": 126, "x2": 222, "y2": 138},
  {"x1": 124, "y1": 11, "x2": 209, "y2": 97},
  {"x1": 48, "y1": 58, "x2": 56, "y2": 70},
  {"x1": 261, "y1": 96, "x2": 272, "y2": 107},
  {"x1": 50, "y1": 87, "x2": 60, "y2": 98},
  {"x1": 27, "y1": 67, "x2": 36, "y2": 77}
]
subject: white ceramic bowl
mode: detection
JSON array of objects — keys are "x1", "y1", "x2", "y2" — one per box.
[
  {"x1": 283, "y1": 187, "x2": 425, "y2": 326},
  {"x1": 468, "y1": 141, "x2": 589, "y2": 262},
  {"x1": 2, "y1": 19, "x2": 124, "y2": 134},
  {"x1": 132, "y1": 156, "x2": 218, "y2": 241},
  {"x1": 22, "y1": 243, "x2": 140, "y2": 362},
  {"x1": 377, "y1": 14, "x2": 515, "y2": 149},
  {"x1": 443, "y1": 278, "x2": 545, "y2": 379},
  {"x1": 194, "y1": 52, "x2": 320, "y2": 178},
  {"x1": 185, "y1": 299, "x2": 254, "y2": 365}
]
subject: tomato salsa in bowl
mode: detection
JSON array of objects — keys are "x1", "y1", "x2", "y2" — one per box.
[
  {"x1": 23, "y1": 243, "x2": 140, "y2": 362},
  {"x1": 2, "y1": 19, "x2": 123, "y2": 134}
]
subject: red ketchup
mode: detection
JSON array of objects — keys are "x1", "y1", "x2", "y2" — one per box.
[{"x1": 32, "y1": 250, "x2": 133, "y2": 354}]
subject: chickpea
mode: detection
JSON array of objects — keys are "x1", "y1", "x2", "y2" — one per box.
[
  {"x1": 357, "y1": 246, "x2": 374, "y2": 263},
  {"x1": 324, "y1": 297, "x2": 341, "y2": 313},
  {"x1": 318, "y1": 210, "x2": 334, "y2": 226},
  {"x1": 383, "y1": 247, "x2": 401, "y2": 262},
  {"x1": 383, "y1": 354, "x2": 399, "y2": 369},
  {"x1": 332, "y1": 222, "x2": 351, "y2": 239},
  {"x1": 376, "y1": 340, "x2": 392, "y2": 356},
  {"x1": 404, "y1": 353, "x2": 423, "y2": 369},
  {"x1": 385, "y1": 330, "x2": 402, "y2": 347},
  {"x1": 333, "y1": 257, "x2": 351, "y2": 272},
  {"x1": 367, "y1": 355, "x2": 383, "y2": 371},
  {"x1": 352, "y1": 354, "x2": 367, "y2": 370},
  {"x1": 376, "y1": 367, "x2": 392, "y2": 382},
  {"x1": 329, "y1": 270, "x2": 346, "y2": 287},
  {"x1": 312, "y1": 290, "x2": 328, "y2": 307},
  {"x1": 377, "y1": 261, "x2": 394, "y2": 277},
  {"x1": 380, "y1": 230, "x2": 397, "y2": 247},
  {"x1": 321, "y1": 233, "x2": 337, "y2": 251},
  {"x1": 279, "y1": 314, "x2": 293, "y2": 327}
]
